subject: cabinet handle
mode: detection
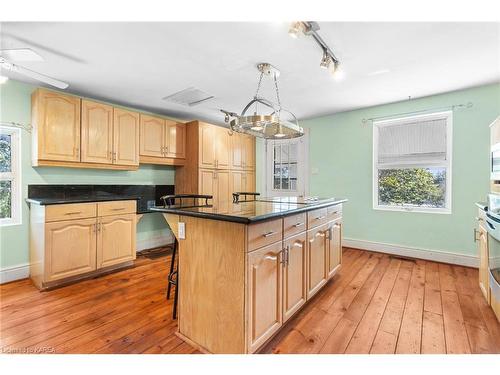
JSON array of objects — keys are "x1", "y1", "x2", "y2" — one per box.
[
  {"x1": 74, "y1": 147, "x2": 79, "y2": 156},
  {"x1": 65, "y1": 211, "x2": 82, "y2": 215},
  {"x1": 111, "y1": 207, "x2": 125, "y2": 211},
  {"x1": 93, "y1": 223, "x2": 97, "y2": 233},
  {"x1": 113, "y1": 151, "x2": 117, "y2": 162},
  {"x1": 109, "y1": 151, "x2": 113, "y2": 161},
  {"x1": 263, "y1": 231, "x2": 277, "y2": 238},
  {"x1": 474, "y1": 228, "x2": 480, "y2": 242},
  {"x1": 316, "y1": 215, "x2": 326, "y2": 220},
  {"x1": 476, "y1": 216, "x2": 484, "y2": 222},
  {"x1": 294, "y1": 222, "x2": 304, "y2": 227},
  {"x1": 317, "y1": 231, "x2": 326, "y2": 238},
  {"x1": 264, "y1": 255, "x2": 278, "y2": 261}
]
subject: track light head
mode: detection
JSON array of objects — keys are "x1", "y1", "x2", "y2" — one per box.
[
  {"x1": 288, "y1": 22, "x2": 304, "y2": 38},
  {"x1": 320, "y1": 50, "x2": 332, "y2": 69}
]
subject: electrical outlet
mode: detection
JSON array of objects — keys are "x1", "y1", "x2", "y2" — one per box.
[
  {"x1": 178, "y1": 222, "x2": 185, "y2": 239},
  {"x1": 311, "y1": 167, "x2": 319, "y2": 175}
]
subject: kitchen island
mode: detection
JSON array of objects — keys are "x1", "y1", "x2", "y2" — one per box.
[{"x1": 151, "y1": 196, "x2": 346, "y2": 354}]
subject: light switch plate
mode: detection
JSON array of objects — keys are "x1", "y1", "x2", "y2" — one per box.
[{"x1": 178, "y1": 222, "x2": 185, "y2": 239}]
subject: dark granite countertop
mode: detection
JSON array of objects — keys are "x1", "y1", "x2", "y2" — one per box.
[
  {"x1": 150, "y1": 197, "x2": 347, "y2": 224},
  {"x1": 476, "y1": 202, "x2": 488, "y2": 211},
  {"x1": 26, "y1": 195, "x2": 141, "y2": 205}
]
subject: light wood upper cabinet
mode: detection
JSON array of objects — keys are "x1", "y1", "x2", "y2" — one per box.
[
  {"x1": 165, "y1": 121, "x2": 186, "y2": 159},
  {"x1": 114, "y1": 109, "x2": 140, "y2": 166},
  {"x1": 244, "y1": 171, "x2": 256, "y2": 192},
  {"x1": 97, "y1": 214, "x2": 136, "y2": 269},
  {"x1": 230, "y1": 133, "x2": 244, "y2": 169},
  {"x1": 247, "y1": 241, "x2": 283, "y2": 352},
  {"x1": 328, "y1": 219, "x2": 342, "y2": 279},
  {"x1": 242, "y1": 135, "x2": 255, "y2": 170},
  {"x1": 307, "y1": 223, "x2": 329, "y2": 299},
  {"x1": 32, "y1": 89, "x2": 81, "y2": 162},
  {"x1": 283, "y1": 232, "x2": 307, "y2": 322},
  {"x1": 199, "y1": 123, "x2": 217, "y2": 168},
  {"x1": 81, "y1": 100, "x2": 113, "y2": 164},
  {"x1": 45, "y1": 218, "x2": 97, "y2": 282},
  {"x1": 215, "y1": 126, "x2": 231, "y2": 169},
  {"x1": 140, "y1": 114, "x2": 165, "y2": 157}
]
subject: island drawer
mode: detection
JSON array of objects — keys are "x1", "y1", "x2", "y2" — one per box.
[
  {"x1": 307, "y1": 208, "x2": 329, "y2": 229},
  {"x1": 283, "y1": 213, "x2": 307, "y2": 239},
  {"x1": 45, "y1": 202, "x2": 97, "y2": 222},
  {"x1": 97, "y1": 200, "x2": 137, "y2": 217},
  {"x1": 248, "y1": 218, "x2": 283, "y2": 252},
  {"x1": 327, "y1": 204, "x2": 342, "y2": 221}
]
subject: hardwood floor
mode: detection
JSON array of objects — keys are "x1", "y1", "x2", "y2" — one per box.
[{"x1": 0, "y1": 248, "x2": 499, "y2": 354}]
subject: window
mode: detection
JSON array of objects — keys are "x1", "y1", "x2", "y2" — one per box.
[
  {"x1": 266, "y1": 135, "x2": 308, "y2": 197},
  {"x1": 373, "y1": 111, "x2": 452, "y2": 213},
  {"x1": 0, "y1": 126, "x2": 21, "y2": 225}
]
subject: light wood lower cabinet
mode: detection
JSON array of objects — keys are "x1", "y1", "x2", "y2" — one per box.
[
  {"x1": 283, "y1": 232, "x2": 307, "y2": 322},
  {"x1": 45, "y1": 218, "x2": 97, "y2": 282},
  {"x1": 307, "y1": 223, "x2": 329, "y2": 299},
  {"x1": 477, "y1": 217, "x2": 490, "y2": 303},
  {"x1": 247, "y1": 241, "x2": 283, "y2": 352},
  {"x1": 328, "y1": 218, "x2": 342, "y2": 279},
  {"x1": 165, "y1": 203, "x2": 343, "y2": 354},
  {"x1": 97, "y1": 214, "x2": 137, "y2": 269},
  {"x1": 30, "y1": 201, "x2": 137, "y2": 290},
  {"x1": 491, "y1": 290, "x2": 500, "y2": 323}
]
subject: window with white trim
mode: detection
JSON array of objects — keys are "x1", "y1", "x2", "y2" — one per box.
[
  {"x1": 0, "y1": 126, "x2": 21, "y2": 225},
  {"x1": 373, "y1": 111, "x2": 452, "y2": 213}
]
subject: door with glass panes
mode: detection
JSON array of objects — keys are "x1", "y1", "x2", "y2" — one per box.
[{"x1": 266, "y1": 136, "x2": 306, "y2": 197}]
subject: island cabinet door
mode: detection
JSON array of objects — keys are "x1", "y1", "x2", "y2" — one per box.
[
  {"x1": 327, "y1": 218, "x2": 342, "y2": 279},
  {"x1": 96, "y1": 214, "x2": 136, "y2": 269},
  {"x1": 307, "y1": 223, "x2": 329, "y2": 299},
  {"x1": 247, "y1": 241, "x2": 284, "y2": 353},
  {"x1": 283, "y1": 232, "x2": 307, "y2": 322},
  {"x1": 45, "y1": 218, "x2": 97, "y2": 282},
  {"x1": 81, "y1": 100, "x2": 113, "y2": 164}
]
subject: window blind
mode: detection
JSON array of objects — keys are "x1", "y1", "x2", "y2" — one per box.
[{"x1": 377, "y1": 117, "x2": 447, "y2": 165}]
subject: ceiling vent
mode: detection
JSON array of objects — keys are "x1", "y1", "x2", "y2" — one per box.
[{"x1": 162, "y1": 87, "x2": 215, "y2": 107}]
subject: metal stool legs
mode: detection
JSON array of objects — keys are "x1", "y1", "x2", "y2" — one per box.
[{"x1": 167, "y1": 239, "x2": 179, "y2": 320}]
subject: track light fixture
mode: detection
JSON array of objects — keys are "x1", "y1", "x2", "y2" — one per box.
[{"x1": 289, "y1": 21, "x2": 343, "y2": 80}]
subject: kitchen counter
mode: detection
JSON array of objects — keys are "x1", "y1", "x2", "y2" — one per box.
[
  {"x1": 26, "y1": 184, "x2": 175, "y2": 214},
  {"x1": 158, "y1": 196, "x2": 346, "y2": 353},
  {"x1": 150, "y1": 196, "x2": 347, "y2": 223},
  {"x1": 476, "y1": 201, "x2": 488, "y2": 211}
]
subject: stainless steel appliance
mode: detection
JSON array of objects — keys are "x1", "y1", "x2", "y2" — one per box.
[
  {"x1": 485, "y1": 194, "x2": 500, "y2": 301},
  {"x1": 491, "y1": 143, "x2": 500, "y2": 181}
]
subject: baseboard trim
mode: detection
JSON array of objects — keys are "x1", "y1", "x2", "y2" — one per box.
[
  {"x1": 0, "y1": 263, "x2": 30, "y2": 284},
  {"x1": 343, "y1": 238, "x2": 478, "y2": 268},
  {"x1": 136, "y1": 232, "x2": 174, "y2": 252}
]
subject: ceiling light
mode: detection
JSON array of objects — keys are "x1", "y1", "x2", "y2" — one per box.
[
  {"x1": 0, "y1": 75, "x2": 8, "y2": 84},
  {"x1": 221, "y1": 63, "x2": 303, "y2": 140},
  {"x1": 319, "y1": 50, "x2": 332, "y2": 69},
  {"x1": 288, "y1": 22, "x2": 304, "y2": 38}
]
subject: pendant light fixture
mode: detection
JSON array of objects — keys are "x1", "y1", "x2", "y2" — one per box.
[{"x1": 221, "y1": 63, "x2": 303, "y2": 139}]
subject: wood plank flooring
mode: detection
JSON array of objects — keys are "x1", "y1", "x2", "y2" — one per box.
[{"x1": 1, "y1": 248, "x2": 499, "y2": 354}]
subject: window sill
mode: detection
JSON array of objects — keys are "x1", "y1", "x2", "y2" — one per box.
[
  {"x1": 373, "y1": 206, "x2": 452, "y2": 215},
  {"x1": 0, "y1": 220, "x2": 22, "y2": 228}
]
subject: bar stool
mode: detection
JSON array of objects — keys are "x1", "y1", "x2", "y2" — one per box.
[{"x1": 166, "y1": 238, "x2": 179, "y2": 320}]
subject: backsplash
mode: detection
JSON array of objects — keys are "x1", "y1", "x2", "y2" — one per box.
[{"x1": 28, "y1": 184, "x2": 175, "y2": 214}]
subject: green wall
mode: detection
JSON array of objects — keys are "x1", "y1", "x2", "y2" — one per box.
[
  {"x1": 297, "y1": 83, "x2": 499, "y2": 256},
  {"x1": 0, "y1": 80, "x2": 175, "y2": 269}
]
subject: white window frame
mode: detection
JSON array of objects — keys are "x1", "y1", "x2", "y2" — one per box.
[
  {"x1": 372, "y1": 111, "x2": 453, "y2": 214},
  {"x1": 0, "y1": 126, "x2": 22, "y2": 226},
  {"x1": 265, "y1": 130, "x2": 309, "y2": 197}
]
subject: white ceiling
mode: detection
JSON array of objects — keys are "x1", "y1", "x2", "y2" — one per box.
[{"x1": 1, "y1": 22, "x2": 499, "y2": 124}]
